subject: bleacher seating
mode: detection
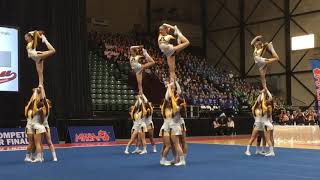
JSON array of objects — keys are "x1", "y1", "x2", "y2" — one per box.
[{"x1": 89, "y1": 51, "x2": 136, "y2": 111}]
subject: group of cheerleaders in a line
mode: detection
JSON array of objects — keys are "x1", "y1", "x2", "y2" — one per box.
[
  {"x1": 245, "y1": 35, "x2": 280, "y2": 156},
  {"x1": 21, "y1": 24, "x2": 278, "y2": 164},
  {"x1": 23, "y1": 30, "x2": 58, "y2": 162},
  {"x1": 125, "y1": 23, "x2": 190, "y2": 166}
]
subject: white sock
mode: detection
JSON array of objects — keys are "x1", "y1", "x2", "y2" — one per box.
[
  {"x1": 269, "y1": 146, "x2": 274, "y2": 153},
  {"x1": 25, "y1": 153, "x2": 31, "y2": 159},
  {"x1": 180, "y1": 156, "x2": 185, "y2": 162},
  {"x1": 125, "y1": 146, "x2": 129, "y2": 151},
  {"x1": 52, "y1": 151, "x2": 57, "y2": 159},
  {"x1": 36, "y1": 153, "x2": 42, "y2": 160},
  {"x1": 262, "y1": 146, "x2": 266, "y2": 152},
  {"x1": 246, "y1": 145, "x2": 250, "y2": 152}
]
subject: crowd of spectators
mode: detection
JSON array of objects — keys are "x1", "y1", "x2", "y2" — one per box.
[
  {"x1": 88, "y1": 31, "x2": 288, "y2": 111},
  {"x1": 274, "y1": 107, "x2": 318, "y2": 125}
]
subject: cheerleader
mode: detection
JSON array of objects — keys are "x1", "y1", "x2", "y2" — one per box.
[
  {"x1": 250, "y1": 35, "x2": 279, "y2": 89},
  {"x1": 24, "y1": 87, "x2": 48, "y2": 163},
  {"x1": 39, "y1": 86, "x2": 58, "y2": 161},
  {"x1": 124, "y1": 96, "x2": 148, "y2": 154},
  {"x1": 245, "y1": 93, "x2": 264, "y2": 156},
  {"x1": 261, "y1": 89, "x2": 275, "y2": 156},
  {"x1": 24, "y1": 88, "x2": 38, "y2": 162},
  {"x1": 129, "y1": 46, "x2": 155, "y2": 95},
  {"x1": 172, "y1": 81, "x2": 188, "y2": 157},
  {"x1": 141, "y1": 94, "x2": 157, "y2": 153},
  {"x1": 158, "y1": 23, "x2": 190, "y2": 82},
  {"x1": 24, "y1": 30, "x2": 56, "y2": 87},
  {"x1": 159, "y1": 83, "x2": 185, "y2": 166},
  {"x1": 159, "y1": 90, "x2": 174, "y2": 166}
]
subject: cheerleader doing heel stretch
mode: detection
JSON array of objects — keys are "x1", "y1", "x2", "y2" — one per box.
[
  {"x1": 129, "y1": 46, "x2": 155, "y2": 95},
  {"x1": 158, "y1": 23, "x2": 190, "y2": 82},
  {"x1": 25, "y1": 30, "x2": 56, "y2": 87},
  {"x1": 250, "y1": 35, "x2": 279, "y2": 89}
]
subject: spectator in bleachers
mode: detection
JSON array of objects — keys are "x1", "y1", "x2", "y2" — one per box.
[
  {"x1": 295, "y1": 108, "x2": 305, "y2": 125},
  {"x1": 227, "y1": 116, "x2": 235, "y2": 135},
  {"x1": 219, "y1": 113, "x2": 228, "y2": 135},
  {"x1": 212, "y1": 117, "x2": 221, "y2": 136},
  {"x1": 305, "y1": 107, "x2": 317, "y2": 125},
  {"x1": 290, "y1": 110, "x2": 297, "y2": 125},
  {"x1": 279, "y1": 110, "x2": 290, "y2": 125}
]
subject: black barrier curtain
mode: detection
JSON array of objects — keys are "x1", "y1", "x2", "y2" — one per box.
[{"x1": 0, "y1": 0, "x2": 91, "y2": 123}]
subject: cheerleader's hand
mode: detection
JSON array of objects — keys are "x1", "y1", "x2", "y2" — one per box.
[
  {"x1": 38, "y1": 30, "x2": 45, "y2": 36},
  {"x1": 163, "y1": 23, "x2": 174, "y2": 28},
  {"x1": 142, "y1": 48, "x2": 148, "y2": 57}
]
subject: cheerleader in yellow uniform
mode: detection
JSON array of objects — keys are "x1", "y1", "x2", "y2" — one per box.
[
  {"x1": 245, "y1": 90, "x2": 275, "y2": 156},
  {"x1": 172, "y1": 81, "x2": 188, "y2": 158},
  {"x1": 158, "y1": 23, "x2": 190, "y2": 82},
  {"x1": 245, "y1": 93, "x2": 264, "y2": 156},
  {"x1": 39, "y1": 86, "x2": 58, "y2": 161},
  {"x1": 124, "y1": 97, "x2": 148, "y2": 155},
  {"x1": 129, "y1": 46, "x2": 155, "y2": 95},
  {"x1": 160, "y1": 83, "x2": 185, "y2": 166},
  {"x1": 261, "y1": 89, "x2": 275, "y2": 156},
  {"x1": 24, "y1": 88, "x2": 39, "y2": 162},
  {"x1": 24, "y1": 87, "x2": 48, "y2": 163},
  {"x1": 24, "y1": 30, "x2": 56, "y2": 87},
  {"x1": 141, "y1": 94, "x2": 157, "y2": 153},
  {"x1": 159, "y1": 91, "x2": 174, "y2": 166},
  {"x1": 250, "y1": 35, "x2": 279, "y2": 89}
]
